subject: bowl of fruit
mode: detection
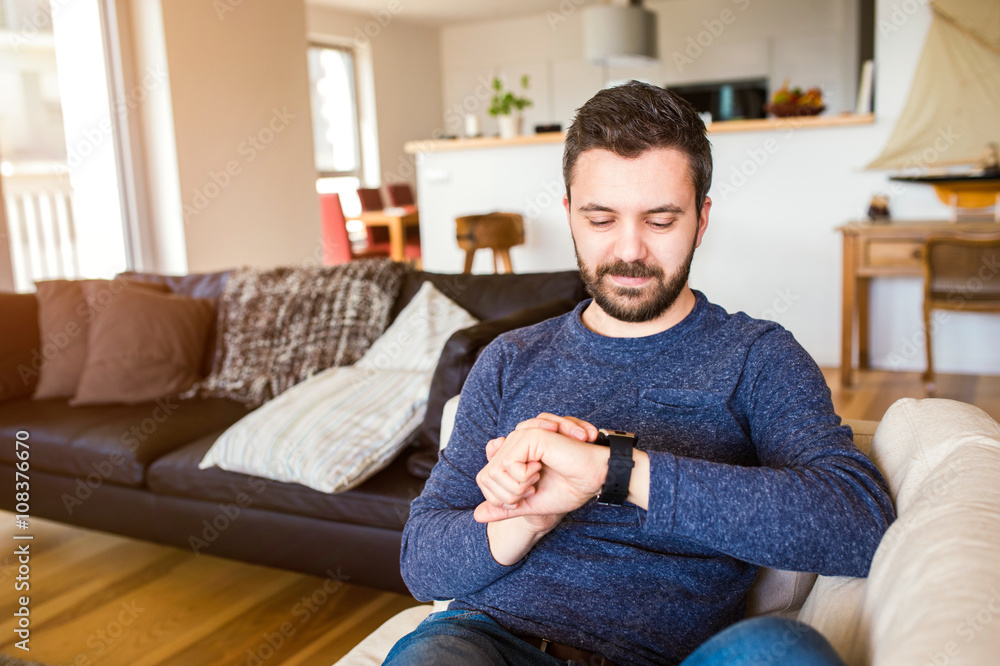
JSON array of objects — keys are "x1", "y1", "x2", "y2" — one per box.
[{"x1": 765, "y1": 81, "x2": 825, "y2": 117}]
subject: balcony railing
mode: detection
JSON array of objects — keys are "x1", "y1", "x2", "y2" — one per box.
[{"x1": 2, "y1": 162, "x2": 78, "y2": 292}]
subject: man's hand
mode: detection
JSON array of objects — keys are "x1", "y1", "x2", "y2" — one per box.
[
  {"x1": 477, "y1": 413, "x2": 600, "y2": 528},
  {"x1": 474, "y1": 413, "x2": 649, "y2": 566},
  {"x1": 474, "y1": 422, "x2": 609, "y2": 526}
]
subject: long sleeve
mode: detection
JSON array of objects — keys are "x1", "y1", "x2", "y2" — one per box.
[
  {"x1": 641, "y1": 328, "x2": 896, "y2": 577},
  {"x1": 400, "y1": 341, "x2": 523, "y2": 601}
]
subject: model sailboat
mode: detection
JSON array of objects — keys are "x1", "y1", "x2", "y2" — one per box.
[{"x1": 867, "y1": 0, "x2": 1000, "y2": 220}]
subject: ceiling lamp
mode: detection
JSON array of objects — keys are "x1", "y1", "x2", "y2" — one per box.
[{"x1": 583, "y1": 0, "x2": 658, "y2": 67}]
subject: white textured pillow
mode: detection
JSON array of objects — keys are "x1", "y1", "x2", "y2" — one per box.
[
  {"x1": 358, "y1": 281, "x2": 477, "y2": 373},
  {"x1": 198, "y1": 282, "x2": 477, "y2": 493}
]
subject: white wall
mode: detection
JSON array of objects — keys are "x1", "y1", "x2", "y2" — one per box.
[
  {"x1": 417, "y1": 0, "x2": 1000, "y2": 376},
  {"x1": 306, "y1": 4, "x2": 443, "y2": 190},
  {"x1": 162, "y1": 0, "x2": 322, "y2": 273},
  {"x1": 124, "y1": 0, "x2": 322, "y2": 274},
  {"x1": 439, "y1": 0, "x2": 859, "y2": 138}
]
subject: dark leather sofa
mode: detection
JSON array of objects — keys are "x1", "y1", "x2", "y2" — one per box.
[{"x1": 0, "y1": 268, "x2": 586, "y2": 594}]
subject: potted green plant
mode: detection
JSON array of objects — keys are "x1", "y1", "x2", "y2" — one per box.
[{"x1": 489, "y1": 75, "x2": 532, "y2": 139}]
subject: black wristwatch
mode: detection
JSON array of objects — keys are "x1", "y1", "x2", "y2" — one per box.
[{"x1": 595, "y1": 429, "x2": 637, "y2": 506}]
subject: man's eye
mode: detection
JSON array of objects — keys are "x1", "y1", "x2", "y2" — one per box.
[
  {"x1": 588, "y1": 218, "x2": 613, "y2": 227},
  {"x1": 647, "y1": 219, "x2": 675, "y2": 230}
]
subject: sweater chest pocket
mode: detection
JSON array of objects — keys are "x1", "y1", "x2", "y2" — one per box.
[{"x1": 638, "y1": 388, "x2": 732, "y2": 459}]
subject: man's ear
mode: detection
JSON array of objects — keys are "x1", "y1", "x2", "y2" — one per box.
[
  {"x1": 695, "y1": 196, "x2": 711, "y2": 248},
  {"x1": 563, "y1": 194, "x2": 571, "y2": 223}
]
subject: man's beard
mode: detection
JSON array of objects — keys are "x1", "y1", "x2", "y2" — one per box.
[{"x1": 575, "y1": 240, "x2": 696, "y2": 324}]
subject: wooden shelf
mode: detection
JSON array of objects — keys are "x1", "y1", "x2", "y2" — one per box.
[
  {"x1": 404, "y1": 113, "x2": 875, "y2": 154},
  {"x1": 405, "y1": 132, "x2": 564, "y2": 154},
  {"x1": 707, "y1": 112, "x2": 875, "y2": 133}
]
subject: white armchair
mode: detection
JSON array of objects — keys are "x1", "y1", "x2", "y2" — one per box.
[{"x1": 337, "y1": 398, "x2": 1000, "y2": 666}]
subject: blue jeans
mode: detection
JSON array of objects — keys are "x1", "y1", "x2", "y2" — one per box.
[{"x1": 383, "y1": 610, "x2": 846, "y2": 665}]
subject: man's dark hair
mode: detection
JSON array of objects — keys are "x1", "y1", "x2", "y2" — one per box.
[{"x1": 563, "y1": 80, "x2": 713, "y2": 213}]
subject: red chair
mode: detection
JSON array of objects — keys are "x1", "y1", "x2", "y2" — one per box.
[
  {"x1": 386, "y1": 183, "x2": 415, "y2": 207},
  {"x1": 385, "y1": 183, "x2": 421, "y2": 250},
  {"x1": 357, "y1": 187, "x2": 391, "y2": 247},
  {"x1": 319, "y1": 193, "x2": 389, "y2": 265},
  {"x1": 357, "y1": 188, "x2": 385, "y2": 212}
]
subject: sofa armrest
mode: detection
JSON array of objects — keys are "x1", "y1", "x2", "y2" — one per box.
[
  {"x1": 406, "y1": 298, "x2": 580, "y2": 478},
  {"x1": 0, "y1": 292, "x2": 40, "y2": 402},
  {"x1": 797, "y1": 399, "x2": 1000, "y2": 665},
  {"x1": 743, "y1": 419, "x2": 879, "y2": 621}
]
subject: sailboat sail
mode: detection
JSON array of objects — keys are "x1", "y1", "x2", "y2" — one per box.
[{"x1": 866, "y1": 0, "x2": 1000, "y2": 171}]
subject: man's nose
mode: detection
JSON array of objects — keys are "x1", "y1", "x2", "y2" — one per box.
[{"x1": 614, "y1": 223, "x2": 647, "y2": 264}]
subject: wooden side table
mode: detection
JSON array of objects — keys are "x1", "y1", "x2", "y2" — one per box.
[{"x1": 838, "y1": 220, "x2": 1000, "y2": 386}]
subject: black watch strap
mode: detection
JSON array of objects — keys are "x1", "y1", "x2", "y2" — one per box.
[{"x1": 596, "y1": 429, "x2": 636, "y2": 506}]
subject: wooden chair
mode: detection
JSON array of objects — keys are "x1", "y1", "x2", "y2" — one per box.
[
  {"x1": 319, "y1": 193, "x2": 389, "y2": 265},
  {"x1": 922, "y1": 234, "x2": 1000, "y2": 389},
  {"x1": 386, "y1": 183, "x2": 415, "y2": 207},
  {"x1": 455, "y1": 212, "x2": 525, "y2": 274}
]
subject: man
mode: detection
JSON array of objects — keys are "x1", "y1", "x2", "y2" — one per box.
[{"x1": 387, "y1": 81, "x2": 895, "y2": 665}]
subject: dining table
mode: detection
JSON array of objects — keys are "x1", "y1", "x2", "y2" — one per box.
[{"x1": 355, "y1": 205, "x2": 420, "y2": 262}]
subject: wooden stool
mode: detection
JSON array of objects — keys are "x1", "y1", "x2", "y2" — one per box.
[{"x1": 455, "y1": 212, "x2": 525, "y2": 274}]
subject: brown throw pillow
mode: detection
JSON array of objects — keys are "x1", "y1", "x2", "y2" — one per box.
[
  {"x1": 70, "y1": 284, "x2": 215, "y2": 406},
  {"x1": 32, "y1": 278, "x2": 171, "y2": 399},
  {"x1": 0, "y1": 293, "x2": 40, "y2": 402}
]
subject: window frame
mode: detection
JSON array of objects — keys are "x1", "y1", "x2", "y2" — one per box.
[{"x1": 307, "y1": 41, "x2": 364, "y2": 181}]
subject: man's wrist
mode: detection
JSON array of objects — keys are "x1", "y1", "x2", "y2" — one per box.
[{"x1": 625, "y1": 450, "x2": 650, "y2": 510}]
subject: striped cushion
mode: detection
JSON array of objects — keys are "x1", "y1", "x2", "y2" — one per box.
[{"x1": 198, "y1": 282, "x2": 477, "y2": 493}]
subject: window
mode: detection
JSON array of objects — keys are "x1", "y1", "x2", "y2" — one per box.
[
  {"x1": 0, "y1": 0, "x2": 130, "y2": 291},
  {"x1": 307, "y1": 44, "x2": 362, "y2": 179}
]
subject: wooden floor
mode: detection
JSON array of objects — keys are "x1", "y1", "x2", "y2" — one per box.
[
  {"x1": 1, "y1": 368, "x2": 997, "y2": 665},
  {"x1": 0, "y1": 518, "x2": 419, "y2": 665},
  {"x1": 823, "y1": 366, "x2": 1000, "y2": 423}
]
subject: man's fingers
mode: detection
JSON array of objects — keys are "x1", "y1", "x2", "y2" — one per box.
[
  {"x1": 514, "y1": 413, "x2": 597, "y2": 442},
  {"x1": 474, "y1": 500, "x2": 535, "y2": 523},
  {"x1": 476, "y1": 465, "x2": 539, "y2": 507},
  {"x1": 514, "y1": 418, "x2": 559, "y2": 433},
  {"x1": 562, "y1": 416, "x2": 599, "y2": 442},
  {"x1": 484, "y1": 436, "x2": 505, "y2": 460}
]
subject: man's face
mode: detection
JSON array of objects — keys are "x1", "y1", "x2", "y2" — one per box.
[{"x1": 564, "y1": 147, "x2": 710, "y2": 324}]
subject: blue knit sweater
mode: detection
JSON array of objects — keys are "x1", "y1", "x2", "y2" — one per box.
[{"x1": 400, "y1": 292, "x2": 895, "y2": 665}]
